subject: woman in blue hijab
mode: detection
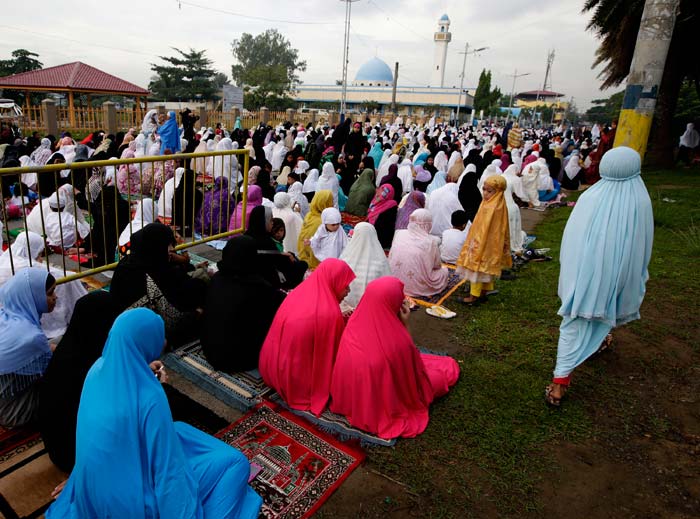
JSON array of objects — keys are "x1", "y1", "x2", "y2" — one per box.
[
  {"x1": 367, "y1": 141, "x2": 384, "y2": 170},
  {"x1": 545, "y1": 147, "x2": 653, "y2": 406},
  {"x1": 0, "y1": 268, "x2": 56, "y2": 427},
  {"x1": 47, "y1": 308, "x2": 262, "y2": 519},
  {"x1": 158, "y1": 111, "x2": 182, "y2": 155}
]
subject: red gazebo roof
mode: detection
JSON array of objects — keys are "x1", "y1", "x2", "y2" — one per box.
[{"x1": 0, "y1": 62, "x2": 149, "y2": 95}]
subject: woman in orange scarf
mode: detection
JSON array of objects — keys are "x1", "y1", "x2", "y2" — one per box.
[{"x1": 456, "y1": 175, "x2": 512, "y2": 305}]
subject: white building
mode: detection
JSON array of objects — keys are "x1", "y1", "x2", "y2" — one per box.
[{"x1": 431, "y1": 14, "x2": 452, "y2": 88}]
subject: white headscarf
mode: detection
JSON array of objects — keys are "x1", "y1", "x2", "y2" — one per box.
[
  {"x1": 39, "y1": 191, "x2": 79, "y2": 248},
  {"x1": 433, "y1": 151, "x2": 448, "y2": 172},
  {"x1": 271, "y1": 143, "x2": 288, "y2": 172},
  {"x1": 272, "y1": 192, "x2": 303, "y2": 255},
  {"x1": 316, "y1": 162, "x2": 340, "y2": 208},
  {"x1": 397, "y1": 158, "x2": 413, "y2": 194},
  {"x1": 520, "y1": 163, "x2": 541, "y2": 207},
  {"x1": 447, "y1": 150, "x2": 461, "y2": 171},
  {"x1": 564, "y1": 151, "x2": 582, "y2": 180},
  {"x1": 141, "y1": 109, "x2": 158, "y2": 135},
  {"x1": 502, "y1": 175, "x2": 525, "y2": 253},
  {"x1": 118, "y1": 198, "x2": 157, "y2": 246},
  {"x1": 680, "y1": 122, "x2": 700, "y2": 148},
  {"x1": 0, "y1": 232, "x2": 45, "y2": 286},
  {"x1": 339, "y1": 222, "x2": 392, "y2": 308},
  {"x1": 376, "y1": 154, "x2": 399, "y2": 186},
  {"x1": 302, "y1": 168, "x2": 319, "y2": 194},
  {"x1": 309, "y1": 207, "x2": 347, "y2": 261},
  {"x1": 211, "y1": 138, "x2": 238, "y2": 182},
  {"x1": 287, "y1": 181, "x2": 309, "y2": 219},
  {"x1": 157, "y1": 167, "x2": 185, "y2": 221},
  {"x1": 426, "y1": 183, "x2": 462, "y2": 237},
  {"x1": 502, "y1": 164, "x2": 526, "y2": 200},
  {"x1": 478, "y1": 164, "x2": 501, "y2": 191},
  {"x1": 536, "y1": 158, "x2": 553, "y2": 191}
]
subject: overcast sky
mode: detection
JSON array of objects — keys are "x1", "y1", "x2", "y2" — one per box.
[{"x1": 0, "y1": 0, "x2": 612, "y2": 109}]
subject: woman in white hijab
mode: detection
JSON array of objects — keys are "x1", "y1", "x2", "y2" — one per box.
[
  {"x1": 302, "y1": 168, "x2": 319, "y2": 195},
  {"x1": 271, "y1": 142, "x2": 288, "y2": 172},
  {"x1": 211, "y1": 138, "x2": 238, "y2": 182},
  {"x1": 339, "y1": 222, "x2": 392, "y2": 308},
  {"x1": 19, "y1": 156, "x2": 37, "y2": 191},
  {"x1": 141, "y1": 109, "x2": 158, "y2": 137},
  {"x1": 0, "y1": 231, "x2": 87, "y2": 339},
  {"x1": 433, "y1": 151, "x2": 448, "y2": 173},
  {"x1": 30, "y1": 138, "x2": 53, "y2": 167},
  {"x1": 157, "y1": 167, "x2": 185, "y2": 225},
  {"x1": 679, "y1": 122, "x2": 700, "y2": 165},
  {"x1": 502, "y1": 176, "x2": 526, "y2": 253},
  {"x1": 477, "y1": 164, "x2": 501, "y2": 191},
  {"x1": 397, "y1": 158, "x2": 413, "y2": 194},
  {"x1": 447, "y1": 150, "x2": 461, "y2": 172},
  {"x1": 118, "y1": 198, "x2": 157, "y2": 246},
  {"x1": 309, "y1": 207, "x2": 348, "y2": 261},
  {"x1": 376, "y1": 154, "x2": 399, "y2": 186},
  {"x1": 377, "y1": 149, "x2": 392, "y2": 172},
  {"x1": 426, "y1": 182, "x2": 462, "y2": 237},
  {"x1": 36, "y1": 191, "x2": 83, "y2": 249},
  {"x1": 536, "y1": 158, "x2": 553, "y2": 191},
  {"x1": 287, "y1": 181, "x2": 309, "y2": 219},
  {"x1": 193, "y1": 138, "x2": 209, "y2": 174},
  {"x1": 520, "y1": 163, "x2": 541, "y2": 208},
  {"x1": 491, "y1": 158, "x2": 503, "y2": 173},
  {"x1": 502, "y1": 164, "x2": 526, "y2": 201},
  {"x1": 511, "y1": 148, "x2": 523, "y2": 171},
  {"x1": 272, "y1": 192, "x2": 303, "y2": 255},
  {"x1": 316, "y1": 162, "x2": 340, "y2": 208}
]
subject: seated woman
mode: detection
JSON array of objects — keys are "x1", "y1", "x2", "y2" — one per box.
[
  {"x1": 0, "y1": 268, "x2": 56, "y2": 427},
  {"x1": 259, "y1": 259, "x2": 355, "y2": 416},
  {"x1": 196, "y1": 176, "x2": 232, "y2": 238},
  {"x1": 388, "y1": 209, "x2": 449, "y2": 298},
  {"x1": 228, "y1": 185, "x2": 262, "y2": 232},
  {"x1": 0, "y1": 231, "x2": 87, "y2": 340},
  {"x1": 339, "y1": 222, "x2": 391, "y2": 308},
  {"x1": 201, "y1": 236, "x2": 286, "y2": 374},
  {"x1": 367, "y1": 184, "x2": 398, "y2": 249},
  {"x1": 110, "y1": 223, "x2": 207, "y2": 347},
  {"x1": 46, "y1": 308, "x2": 262, "y2": 518},
  {"x1": 296, "y1": 190, "x2": 334, "y2": 269},
  {"x1": 171, "y1": 168, "x2": 203, "y2": 236},
  {"x1": 309, "y1": 207, "x2": 348, "y2": 262},
  {"x1": 330, "y1": 277, "x2": 459, "y2": 439},
  {"x1": 272, "y1": 192, "x2": 303, "y2": 255},
  {"x1": 38, "y1": 291, "x2": 118, "y2": 472},
  {"x1": 245, "y1": 205, "x2": 307, "y2": 289},
  {"x1": 344, "y1": 167, "x2": 375, "y2": 217},
  {"x1": 118, "y1": 198, "x2": 157, "y2": 258}
]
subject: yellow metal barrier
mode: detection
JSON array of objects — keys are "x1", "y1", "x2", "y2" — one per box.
[{"x1": 0, "y1": 149, "x2": 250, "y2": 284}]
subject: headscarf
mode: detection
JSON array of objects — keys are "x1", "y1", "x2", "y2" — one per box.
[
  {"x1": 558, "y1": 147, "x2": 653, "y2": 327},
  {"x1": 229, "y1": 185, "x2": 262, "y2": 231},
  {"x1": 395, "y1": 190, "x2": 426, "y2": 230},
  {"x1": 259, "y1": 259, "x2": 355, "y2": 416},
  {"x1": 367, "y1": 184, "x2": 398, "y2": 225},
  {"x1": 680, "y1": 122, "x2": 700, "y2": 148},
  {"x1": 425, "y1": 171, "x2": 447, "y2": 198},
  {"x1": 329, "y1": 276, "x2": 459, "y2": 438},
  {"x1": 302, "y1": 168, "x2": 319, "y2": 194},
  {"x1": 457, "y1": 164, "x2": 482, "y2": 222},
  {"x1": 344, "y1": 168, "x2": 376, "y2": 217},
  {"x1": 376, "y1": 154, "x2": 399, "y2": 186},
  {"x1": 119, "y1": 198, "x2": 157, "y2": 246},
  {"x1": 141, "y1": 109, "x2": 158, "y2": 135},
  {"x1": 433, "y1": 151, "x2": 448, "y2": 172},
  {"x1": 0, "y1": 231, "x2": 45, "y2": 286},
  {"x1": 212, "y1": 138, "x2": 238, "y2": 182},
  {"x1": 447, "y1": 156, "x2": 464, "y2": 183},
  {"x1": 310, "y1": 207, "x2": 348, "y2": 261},
  {"x1": 456, "y1": 175, "x2": 512, "y2": 277},
  {"x1": 0, "y1": 268, "x2": 50, "y2": 375},
  {"x1": 563, "y1": 150, "x2": 582, "y2": 180},
  {"x1": 30, "y1": 138, "x2": 53, "y2": 166},
  {"x1": 397, "y1": 158, "x2": 413, "y2": 194},
  {"x1": 156, "y1": 167, "x2": 185, "y2": 223},
  {"x1": 297, "y1": 190, "x2": 334, "y2": 268},
  {"x1": 339, "y1": 222, "x2": 391, "y2": 308},
  {"x1": 272, "y1": 192, "x2": 303, "y2": 254},
  {"x1": 426, "y1": 183, "x2": 462, "y2": 236},
  {"x1": 368, "y1": 142, "x2": 384, "y2": 168},
  {"x1": 288, "y1": 181, "x2": 310, "y2": 219},
  {"x1": 316, "y1": 162, "x2": 340, "y2": 208},
  {"x1": 197, "y1": 176, "x2": 232, "y2": 237},
  {"x1": 158, "y1": 111, "x2": 181, "y2": 154}
]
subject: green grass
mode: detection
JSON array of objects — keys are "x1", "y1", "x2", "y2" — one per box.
[{"x1": 368, "y1": 168, "x2": 700, "y2": 517}]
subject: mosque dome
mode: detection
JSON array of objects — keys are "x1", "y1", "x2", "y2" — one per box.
[
  {"x1": 439, "y1": 14, "x2": 450, "y2": 23},
  {"x1": 353, "y1": 57, "x2": 393, "y2": 87}
]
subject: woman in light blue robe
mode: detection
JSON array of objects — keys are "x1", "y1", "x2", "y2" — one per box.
[
  {"x1": 546, "y1": 146, "x2": 653, "y2": 406},
  {"x1": 47, "y1": 308, "x2": 262, "y2": 519}
]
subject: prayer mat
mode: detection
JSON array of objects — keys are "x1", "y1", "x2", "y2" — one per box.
[
  {"x1": 268, "y1": 393, "x2": 396, "y2": 448},
  {"x1": 163, "y1": 341, "x2": 272, "y2": 412},
  {"x1": 340, "y1": 212, "x2": 366, "y2": 228},
  {"x1": 0, "y1": 425, "x2": 40, "y2": 463},
  {"x1": 217, "y1": 403, "x2": 365, "y2": 519},
  {"x1": 408, "y1": 263, "x2": 467, "y2": 309}
]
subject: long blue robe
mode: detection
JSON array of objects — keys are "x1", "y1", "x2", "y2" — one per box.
[{"x1": 46, "y1": 308, "x2": 261, "y2": 519}]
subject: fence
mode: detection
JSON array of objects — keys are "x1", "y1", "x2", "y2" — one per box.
[{"x1": 0, "y1": 149, "x2": 250, "y2": 283}]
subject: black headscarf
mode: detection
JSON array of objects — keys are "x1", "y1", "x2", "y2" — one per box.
[
  {"x1": 171, "y1": 169, "x2": 203, "y2": 234},
  {"x1": 89, "y1": 185, "x2": 130, "y2": 267},
  {"x1": 38, "y1": 291, "x2": 119, "y2": 472},
  {"x1": 458, "y1": 169, "x2": 482, "y2": 223}
]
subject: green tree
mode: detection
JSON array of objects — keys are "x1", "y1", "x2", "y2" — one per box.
[
  {"x1": 231, "y1": 29, "x2": 307, "y2": 109},
  {"x1": 473, "y1": 69, "x2": 502, "y2": 113},
  {"x1": 583, "y1": 0, "x2": 700, "y2": 166},
  {"x1": 149, "y1": 48, "x2": 224, "y2": 102},
  {"x1": 585, "y1": 91, "x2": 624, "y2": 123},
  {"x1": 0, "y1": 49, "x2": 43, "y2": 105}
]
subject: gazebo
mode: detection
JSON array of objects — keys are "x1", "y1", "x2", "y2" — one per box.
[{"x1": 0, "y1": 61, "x2": 149, "y2": 127}]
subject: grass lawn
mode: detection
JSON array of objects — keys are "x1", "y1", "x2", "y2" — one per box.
[{"x1": 367, "y1": 168, "x2": 700, "y2": 518}]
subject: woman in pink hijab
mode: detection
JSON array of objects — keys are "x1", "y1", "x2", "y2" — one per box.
[
  {"x1": 259, "y1": 259, "x2": 355, "y2": 416},
  {"x1": 228, "y1": 185, "x2": 262, "y2": 232},
  {"x1": 330, "y1": 276, "x2": 459, "y2": 439},
  {"x1": 388, "y1": 209, "x2": 449, "y2": 297}
]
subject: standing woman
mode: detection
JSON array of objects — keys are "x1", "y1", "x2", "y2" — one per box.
[
  {"x1": 46, "y1": 308, "x2": 262, "y2": 518},
  {"x1": 546, "y1": 147, "x2": 653, "y2": 406},
  {"x1": 0, "y1": 268, "x2": 57, "y2": 427}
]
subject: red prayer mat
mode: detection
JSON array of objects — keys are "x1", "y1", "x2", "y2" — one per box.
[
  {"x1": 0, "y1": 425, "x2": 40, "y2": 463},
  {"x1": 217, "y1": 403, "x2": 365, "y2": 519}
]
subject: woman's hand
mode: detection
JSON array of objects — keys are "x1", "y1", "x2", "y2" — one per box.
[
  {"x1": 149, "y1": 361, "x2": 168, "y2": 384},
  {"x1": 51, "y1": 479, "x2": 67, "y2": 499},
  {"x1": 399, "y1": 299, "x2": 411, "y2": 327}
]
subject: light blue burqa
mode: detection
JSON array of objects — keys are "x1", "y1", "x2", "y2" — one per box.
[
  {"x1": 425, "y1": 171, "x2": 447, "y2": 198},
  {"x1": 367, "y1": 142, "x2": 384, "y2": 169},
  {"x1": 47, "y1": 308, "x2": 262, "y2": 519},
  {"x1": 554, "y1": 146, "x2": 653, "y2": 378}
]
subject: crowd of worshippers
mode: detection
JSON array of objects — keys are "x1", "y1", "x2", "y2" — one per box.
[{"x1": 0, "y1": 111, "x2": 654, "y2": 515}]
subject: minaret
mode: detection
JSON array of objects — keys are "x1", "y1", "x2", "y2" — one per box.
[{"x1": 431, "y1": 14, "x2": 451, "y2": 88}]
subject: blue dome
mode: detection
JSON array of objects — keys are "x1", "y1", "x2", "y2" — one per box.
[
  {"x1": 354, "y1": 57, "x2": 393, "y2": 83},
  {"x1": 439, "y1": 14, "x2": 450, "y2": 22}
]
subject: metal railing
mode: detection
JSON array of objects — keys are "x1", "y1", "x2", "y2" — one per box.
[{"x1": 0, "y1": 149, "x2": 249, "y2": 283}]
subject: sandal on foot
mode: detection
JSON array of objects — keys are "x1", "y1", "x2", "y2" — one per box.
[
  {"x1": 457, "y1": 296, "x2": 480, "y2": 307},
  {"x1": 544, "y1": 385, "x2": 565, "y2": 408},
  {"x1": 596, "y1": 334, "x2": 614, "y2": 354}
]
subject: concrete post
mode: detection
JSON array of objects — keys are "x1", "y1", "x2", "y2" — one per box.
[
  {"x1": 102, "y1": 101, "x2": 117, "y2": 135},
  {"x1": 232, "y1": 107, "x2": 241, "y2": 126},
  {"x1": 327, "y1": 110, "x2": 338, "y2": 126},
  {"x1": 285, "y1": 108, "x2": 296, "y2": 124},
  {"x1": 614, "y1": 0, "x2": 680, "y2": 159},
  {"x1": 41, "y1": 99, "x2": 58, "y2": 136},
  {"x1": 309, "y1": 109, "x2": 317, "y2": 125},
  {"x1": 197, "y1": 106, "x2": 207, "y2": 128},
  {"x1": 260, "y1": 107, "x2": 269, "y2": 125}
]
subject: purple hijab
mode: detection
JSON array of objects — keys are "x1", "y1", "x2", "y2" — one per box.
[
  {"x1": 196, "y1": 176, "x2": 231, "y2": 236},
  {"x1": 395, "y1": 191, "x2": 426, "y2": 230}
]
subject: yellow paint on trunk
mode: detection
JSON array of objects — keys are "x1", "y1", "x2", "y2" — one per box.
[{"x1": 614, "y1": 109, "x2": 653, "y2": 160}]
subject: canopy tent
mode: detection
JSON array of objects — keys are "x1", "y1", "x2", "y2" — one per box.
[{"x1": 0, "y1": 61, "x2": 149, "y2": 127}]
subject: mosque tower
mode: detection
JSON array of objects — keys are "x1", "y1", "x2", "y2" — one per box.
[{"x1": 431, "y1": 14, "x2": 452, "y2": 88}]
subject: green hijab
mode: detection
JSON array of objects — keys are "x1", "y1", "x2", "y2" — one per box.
[{"x1": 344, "y1": 168, "x2": 376, "y2": 216}]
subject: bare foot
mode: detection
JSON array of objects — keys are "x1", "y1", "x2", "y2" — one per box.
[{"x1": 51, "y1": 479, "x2": 67, "y2": 499}]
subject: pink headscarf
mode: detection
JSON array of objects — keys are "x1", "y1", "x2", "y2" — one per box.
[
  {"x1": 259, "y1": 259, "x2": 356, "y2": 416},
  {"x1": 330, "y1": 276, "x2": 459, "y2": 438},
  {"x1": 228, "y1": 185, "x2": 262, "y2": 231},
  {"x1": 366, "y1": 184, "x2": 398, "y2": 225}
]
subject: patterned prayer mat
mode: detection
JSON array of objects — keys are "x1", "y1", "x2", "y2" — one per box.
[
  {"x1": 408, "y1": 263, "x2": 467, "y2": 308},
  {"x1": 268, "y1": 393, "x2": 396, "y2": 447},
  {"x1": 217, "y1": 403, "x2": 365, "y2": 519},
  {"x1": 340, "y1": 212, "x2": 366, "y2": 228},
  {"x1": 163, "y1": 341, "x2": 272, "y2": 412}
]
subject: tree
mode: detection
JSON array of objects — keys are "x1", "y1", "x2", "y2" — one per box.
[
  {"x1": 231, "y1": 29, "x2": 307, "y2": 109},
  {"x1": 0, "y1": 50, "x2": 43, "y2": 105},
  {"x1": 585, "y1": 91, "x2": 624, "y2": 123},
  {"x1": 149, "y1": 48, "x2": 224, "y2": 102},
  {"x1": 583, "y1": 0, "x2": 700, "y2": 166},
  {"x1": 473, "y1": 69, "x2": 502, "y2": 113}
]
